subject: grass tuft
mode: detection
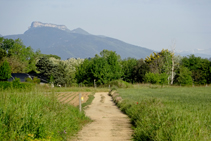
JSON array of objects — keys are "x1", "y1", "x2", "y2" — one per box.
[
  {"x1": 117, "y1": 86, "x2": 211, "y2": 141},
  {"x1": 0, "y1": 85, "x2": 90, "y2": 140}
]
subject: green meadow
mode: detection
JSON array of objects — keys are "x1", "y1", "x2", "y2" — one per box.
[
  {"x1": 0, "y1": 85, "x2": 92, "y2": 141},
  {"x1": 117, "y1": 85, "x2": 211, "y2": 141}
]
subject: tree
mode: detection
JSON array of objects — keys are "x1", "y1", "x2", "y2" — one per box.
[
  {"x1": 0, "y1": 37, "x2": 37, "y2": 73},
  {"x1": 52, "y1": 61, "x2": 69, "y2": 86},
  {"x1": 0, "y1": 60, "x2": 11, "y2": 81},
  {"x1": 145, "y1": 49, "x2": 177, "y2": 84},
  {"x1": 91, "y1": 57, "x2": 112, "y2": 85},
  {"x1": 36, "y1": 56, "x2": 55, "y2": 81},
  {"x1": 75, "y1": 59, "x2": 92, "y2": 85},
  {"x1": 144, "y1": 72, "x2": 160, "y2": 84},
  {"x1": 106, "y1": 51, "x2": 122, "y2": 80},
  {"x1": 181, "y1": 55, "x2": 210, "y2": 84},
  {"x1": 75, "y1": 50, "x2": 123, "y2": 86},
  {"x1": 0, "y1": 48, "x2": 6, "y2": 61},
  {"x1": 121, "y1": 58, "x2": 137, "y2": 83},
  {"x1": 133, "y1": 59, "x2": 149, "y2": 83},
  {"x1": 176, "y1": 66, "x2": 193, "y2": 85}
]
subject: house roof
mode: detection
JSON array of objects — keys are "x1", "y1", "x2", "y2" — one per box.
[
  {"x1": 8, "y1": 73, "x2": 48, "y2": 83},
  {"x1": 8, "y1": 73, "x2": 31, "y2": 82}
]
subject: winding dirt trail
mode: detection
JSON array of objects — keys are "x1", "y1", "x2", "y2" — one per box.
[{"x1": 72, "y1": 92, "x2": 133, "y2": 141}]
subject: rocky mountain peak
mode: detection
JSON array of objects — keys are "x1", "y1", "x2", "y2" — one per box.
[{"x1": 28, "y1": 21, "x2": 69, "y2": 31}]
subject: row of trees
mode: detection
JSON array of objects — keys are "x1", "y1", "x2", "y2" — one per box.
[
  {"x1": 1, "y1": 37, "x2": 211, "y2": 86},
  {"x1": 74, "y1": 49, "x2": 211, "y2": 86},
  {"x1": 0, "y1": 37, "x2": 82, "y2": 86}
]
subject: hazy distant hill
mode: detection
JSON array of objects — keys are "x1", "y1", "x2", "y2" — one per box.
[
  {"x1": 4, "y1": 21, "x2": 154, "y2": 60},
  {"x1": 176, "y1": 48, "x2": 211, "y2": 59}
]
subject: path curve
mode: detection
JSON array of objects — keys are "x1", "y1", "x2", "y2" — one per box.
[{"x1": 72, "y1": 92, "x2": 133, "y2": 141}]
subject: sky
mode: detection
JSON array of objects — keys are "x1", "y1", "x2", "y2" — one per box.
[{"x1": 0, "y1": 0, "x2": 210, "y2": 52}]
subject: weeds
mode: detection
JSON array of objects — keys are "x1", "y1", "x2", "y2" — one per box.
[
  {"x1": 0, "y1": 86, "x2": 90, "y2": 140},
  {"x1": 117, "y1": 86, "x2": 211, "y2": 141}
]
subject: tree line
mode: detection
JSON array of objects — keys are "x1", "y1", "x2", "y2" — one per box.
[{"x1": 1, "y1": 37, "x2": 211, "y2": 86}]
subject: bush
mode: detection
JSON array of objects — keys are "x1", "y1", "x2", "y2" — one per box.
[
  {"x1": 0, "y1": 81, "x2": 11, "y2": 89},
  {"x1": 0, "y1": 78, "x2": 34, "y2": 90},
  {"x1": 33, "y1": 77, "x2": 40, "y2": 84},
  {"x1": 144, "y1": 72, "x2": 160, "y2": 84},
  {"x1": 108, "y1": 79, "x2": 133, "y2": 88},
  {"x1": 144, "y1": 72, "x2": 168, "y2": 86},
  {"x1": 176, "y1": 66, "x2": 193, "y2": 86}
]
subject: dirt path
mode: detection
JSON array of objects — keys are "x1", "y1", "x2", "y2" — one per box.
[{"x1": 72, "y1": 92, "x2": 133, "y2": 141}]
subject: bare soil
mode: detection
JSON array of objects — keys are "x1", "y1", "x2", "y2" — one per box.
[
  {"x1": 71, "y1": 92, "x2": 133, "y2": 141},
  {"x1": 57, "y1": 92, "x2": 91, "y2": 106}
]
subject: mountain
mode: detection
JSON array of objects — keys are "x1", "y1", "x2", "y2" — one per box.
[
  {"x1": 4, "y1": 21, "x2": 154, "y2": 60},
  {"x1": 176, "y1": 48, "x2": 211, "y2": 59}
]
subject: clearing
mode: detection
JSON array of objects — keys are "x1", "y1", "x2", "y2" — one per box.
[{"x1": 71, "y1": 92, "x2": 133, "y2": 141}]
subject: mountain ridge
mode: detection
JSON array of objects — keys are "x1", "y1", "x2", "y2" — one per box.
[{"x1": 4, "y1": 21, "x2": 154, "y2": 60}]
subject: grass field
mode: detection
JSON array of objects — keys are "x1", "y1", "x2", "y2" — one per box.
[
  {"x1": 117, "y1": 85, "x2": 211, "y2": 141},
  {"x1": 0, "y1": 85, "x2": 94, "y2": 141}
]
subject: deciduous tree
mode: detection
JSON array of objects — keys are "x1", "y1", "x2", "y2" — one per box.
[{"x1": 0, "y1": 60, "x2": 11, "y2": 81}]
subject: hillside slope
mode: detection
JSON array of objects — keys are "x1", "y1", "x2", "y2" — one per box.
[{"x1": 4, "y1": 22, "x2": 153, "y2": 60}]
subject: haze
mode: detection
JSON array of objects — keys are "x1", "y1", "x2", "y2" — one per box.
[{"x1": 0, "y1": 0, "x2": 210, "y2": 52}]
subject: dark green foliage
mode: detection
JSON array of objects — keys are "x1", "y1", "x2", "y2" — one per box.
[
  {"x1": 91, "y1": 57, "x2": 112, "y2": 84},
  {"x1": 121, "y1": 58, "x2": 137, "y2": 83},
  {"x1": 106, "y1": 51, "x2": 122, "y2": 80},
  {"x1": 144, "y1": 72, "x2": 168, "y2": 85},
  {"x1": 108, "y1": 79, "x2": 133, "y2": 88},
  {"x1": 0, "y1": 78, "x2": 34, "y2": 90},
  {"x1": 182, "y1": 55, "x2": 210, "y2": 84},
  {"x1": 43, "y1": 54, "x2": 61, "y2": 60},
  {"x1": 0, "y1": 37, "x2": 40, "y2": 73},
  {"x1": 175, "y1": 66, "x2": 193, "y2": 85},
  {"x1": 26, "y1": 76, "x2": 40, "y2": 84},
  {"x1": 75, "y1": 50, "x2": 123, "y2": 85},
  {"x1": 0, "y1": 60, "x2": 11, "y2": 81},
  {"x1": 0, "y1": 48, "x2": 6, "y2": 60},
  {"x1": 133, "y1": 58, "x2": 149, "y2": 83},
  {"x1": 52, "y1": 62, "x2": 69, "y2": 86},
  {"x1": 1, "y1": 38, "x2": 15, "y2": 51},
  {"x1": 36, "y1": 57, "x2": 69, "y2": 86},
  {"x1": 0, "y1": 81, "x2": 11, "y2": 89},
  {"x1": 144, "y1": 72, "x2": 160, "y2": 84},
  {"x1": 36, "y1": 56, "x2": 55, "y2": 80}
]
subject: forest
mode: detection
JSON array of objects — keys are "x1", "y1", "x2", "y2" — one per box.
[{"x1": 0, "y1": 37, "x2": 211, "y2": 86}]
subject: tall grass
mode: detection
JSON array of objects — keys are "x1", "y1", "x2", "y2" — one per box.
[
  {"x1": 0, "y1": 86, "x2": 90, "y2": 140},
  {"x1": 117, "y1": 86, "x2": 211, "y2": 141}
]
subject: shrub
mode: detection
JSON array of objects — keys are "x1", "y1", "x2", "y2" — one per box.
[
  {"x1": 0, "y1": 78, "x2": 34, "y2": 90},
  {"x1": 33, "y1": 77, "x2": 40, "y2": 84},
  {"x1": 176, "y1": 66, "x2": 193, "y2": 86},
  {"x1": 144, "y1": 72, "x2": 160, "y2": 84},
  {"x1": 0, "y1": 81, "x2": 11, "y2": 89},
  {"x1": 108, "y1": 79, "x2": 133, "y2": 88}
]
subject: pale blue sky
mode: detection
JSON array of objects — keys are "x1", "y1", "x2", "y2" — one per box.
[{"x1": 0, "y1": 0, "x2": 210, "y2": 52}]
